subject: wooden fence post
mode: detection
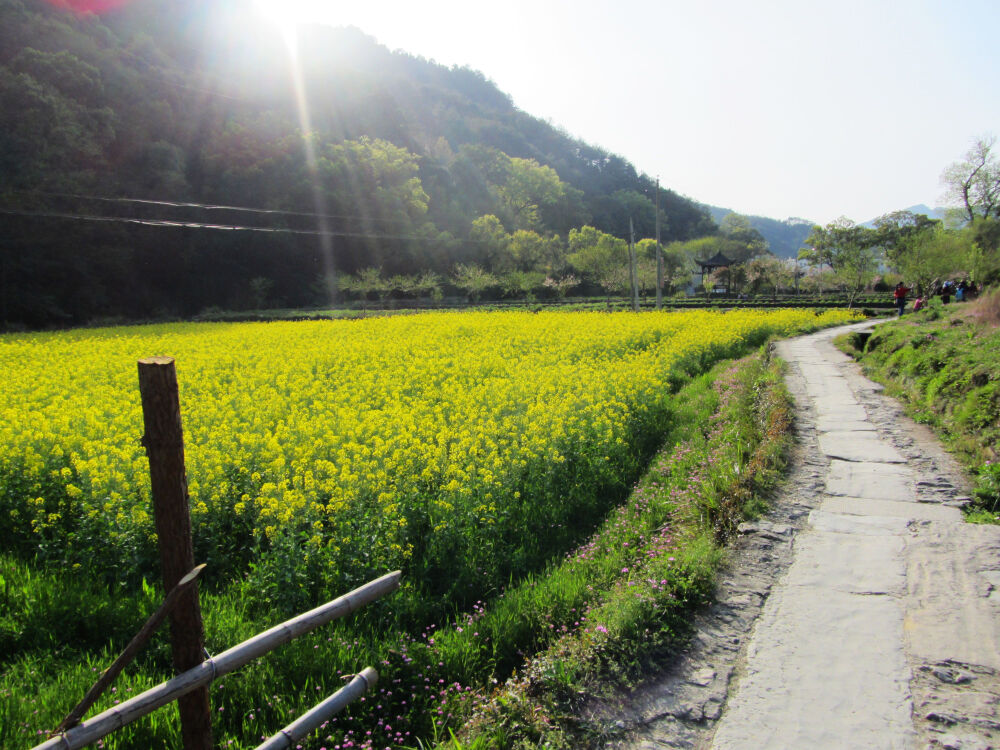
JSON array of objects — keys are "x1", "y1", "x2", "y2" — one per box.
[{"x1": 137, "y1": 357, "x2": 213, "y2": 750}]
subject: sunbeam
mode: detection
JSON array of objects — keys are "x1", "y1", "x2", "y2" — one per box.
[{"x1": 274, "y1": 22, "x2": 339, "y2": 305}]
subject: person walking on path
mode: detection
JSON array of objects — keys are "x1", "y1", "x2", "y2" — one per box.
[{"x1": 893, "y1": 282, "x2": 910, "y2": 316}]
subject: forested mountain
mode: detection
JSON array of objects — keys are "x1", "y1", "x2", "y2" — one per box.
[
  {"x1": 0, "y1": 0, "x2": 717, "y2": 327},
  {"x1": 703, "y1": 205, "x2": 814, "y2": 259}
]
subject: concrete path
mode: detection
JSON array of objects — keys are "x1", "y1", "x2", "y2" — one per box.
[
  {"x1": 709, "y1": 324, "x2": 1000, "y2": 750},
  {"x1": 609, "y1": 322, "x2": 1000, "y2": 750}
]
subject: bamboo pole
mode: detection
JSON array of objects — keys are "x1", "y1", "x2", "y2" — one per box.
[
  {"x1": 137, "y1": 356, "x2": 212, "y2": 750},
  {"x1": 33, "y1": 571, "x2": 401, "y2": 750},
  {"x1": 52, "y1": 565, "x2": 206, "y2": 735},
  {"x1": 254, "y1": 667, "x2": 378, "y2": 750}
]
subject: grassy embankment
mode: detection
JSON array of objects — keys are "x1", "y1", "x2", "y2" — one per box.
[{"x1": 836, "y1": 290, "x2": 1000, "y2": 523}]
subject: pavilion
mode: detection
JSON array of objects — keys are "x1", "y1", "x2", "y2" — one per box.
[{"x1": 697, "y1": 251, "x2": 733, "y2": 294}]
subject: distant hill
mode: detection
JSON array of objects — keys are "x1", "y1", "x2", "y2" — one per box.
[
  {"x1": 702, "y1": 203, "x2": 955, "y2": 257},
  {"x1": 702, "y1": 205, "x2": 815, "y2": 259},
  {"x1": 860, "y1": 205, "x2": 952, "y2": 228},
  {"x1": 896, "y1": 205, "x2": 950, "y2": 221}
]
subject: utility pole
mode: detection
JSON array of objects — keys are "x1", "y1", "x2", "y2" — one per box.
[
  {"x1": 629, "y1": 217, "x2": 639, "y2": 312},
  {"x1": 655, "y1": 177, "x2": 663, "y2": 310}
]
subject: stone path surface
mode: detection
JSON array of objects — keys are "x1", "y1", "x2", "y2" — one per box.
[{"x1": 608, "y1": 322, "x2": 1000, "y2": 750}]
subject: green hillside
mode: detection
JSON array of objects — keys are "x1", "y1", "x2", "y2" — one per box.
[{"x1": 1, "y1": 0, "x2": 717, "y2": 327}]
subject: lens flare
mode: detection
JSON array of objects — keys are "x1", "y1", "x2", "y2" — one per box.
[{"x1": 43, "y1": 0, "x2": 132, "y2": 13}]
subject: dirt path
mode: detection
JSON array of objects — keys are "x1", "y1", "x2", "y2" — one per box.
[{"x1": 608, "y1": 322, "x2": 1000, "y2": 749}]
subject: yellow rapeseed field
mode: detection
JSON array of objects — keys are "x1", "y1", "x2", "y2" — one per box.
[{"x1": 0, "y1": 309, "x2": 858, "y2": 597}]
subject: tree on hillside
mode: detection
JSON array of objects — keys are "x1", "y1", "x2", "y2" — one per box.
[
  {"x1": 201, "y1": 116, "x2": 305, "y2": 208},
  {"x1": 497, "y1": 157, "x2": 568, "y2": 231},
  {"x1": 589, "y1": 189, "x2": 658, "y2": 239},
  {"x1": 891, "y1": 225, "x2": 969, "y2": 296},
  {"x1": 0, "y1": 0, "x2": 728, "y2": 329},
  {"x1": 802, "y1": 218, "x2": 880, "y2": 307},
  {"x1": 508, "y1": 229, "x2": 563, "y2": 273},
  {"x1": 542, "y1": 274, "x2": 580, "y2": 299},
  {"x1": 319, "y1": 136, "x2": 433, "y2": 270},
  {"x1": 719, "y1": 213, "x2": 769, "y2": 262},
  {"x1": 452, "y1": 263, "x2": 498, "y2": 302},
  {"x1": 637, "y1": 238, "x2": 690, "y2": 298},
  {"x1": 322, "y1": 137, "x2": 430, "y2": 226},
  {"x1": 340, "y1": 267, "x2": 389, "y2": 310},
  {"x1": 566, "y1": 225, "x2": 628, "y2": 292},
  {"x1": 961, "y1": 218, "x2": 1000, "y2": 287},
  {"x1": 413, "y1": 270, "x2": 444, "y2": 301},
  {"x1": 873, "y1": 210, "x2": 940, "y2": 268},
  {"x1": 502, "y1": 270, "x2": 546, "y2": 301},
  {"x1": 469, "y1": 214, "x2": 510, "y2": 270},
  {"x1": 658, "y1": 242, "x2": 695, "y2": 296},
  {"x1": 941, "y1": 135, "x2": 1000, "y2": 223},
  {"x1": 745, "y1": 255, "x2": 789, "y2": 299},
  {"x1": 0, "y1": 49, "x2": 116, "y2": 192}
]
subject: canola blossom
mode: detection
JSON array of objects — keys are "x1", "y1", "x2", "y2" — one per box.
[{"x1": 0, "y1": 309, "x2": 858, "y2": 604}]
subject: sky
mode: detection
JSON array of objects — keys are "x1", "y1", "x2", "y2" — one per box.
[{"x1": 251, "y1": 0, "x2": 1000, "y2": 225}]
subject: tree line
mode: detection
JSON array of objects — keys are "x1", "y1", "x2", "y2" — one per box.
[{"x1": 796, "y1": 135, "x2": 1000, "y2": 306}]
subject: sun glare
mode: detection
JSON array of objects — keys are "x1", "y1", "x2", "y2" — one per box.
[{"x1": 252, "y1": 0, "x2": 313, "y2": 34}]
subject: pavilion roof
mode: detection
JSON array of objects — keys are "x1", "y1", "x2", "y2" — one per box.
[{"x1": 698, "y1": 251, "x2": 733, "y2": 268}]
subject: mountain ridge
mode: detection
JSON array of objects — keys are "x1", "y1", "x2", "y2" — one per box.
[{"x1": 701, "y1": 204, "x2": 815, "y2": 259}]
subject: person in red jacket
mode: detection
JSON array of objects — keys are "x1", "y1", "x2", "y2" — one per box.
[{"x1": 893, "y1": 282, "x2": 911, "y2": 316}]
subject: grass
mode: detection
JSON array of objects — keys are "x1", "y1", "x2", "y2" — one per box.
[{"x1": 836, "y1": 290, "x2": 1000, "y2": 523}]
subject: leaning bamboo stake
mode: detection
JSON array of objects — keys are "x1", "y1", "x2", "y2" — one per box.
[
  {"x1": 51, "y1": 565, "x2": 206, "y2": 735},
  {"x1": 254, "y1": 667, "x2": 378, "y2": 750},
  {"x1": 33, "y1": 570, "x2": 401, "y2": 750}
]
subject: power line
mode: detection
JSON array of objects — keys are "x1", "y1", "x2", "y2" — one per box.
[
  {"x1": 0, "y1": 207, "x2": 479, "y2": 244},
  {"x1": 22, "y1": 191, "x2": 425, "y2": 229}
]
